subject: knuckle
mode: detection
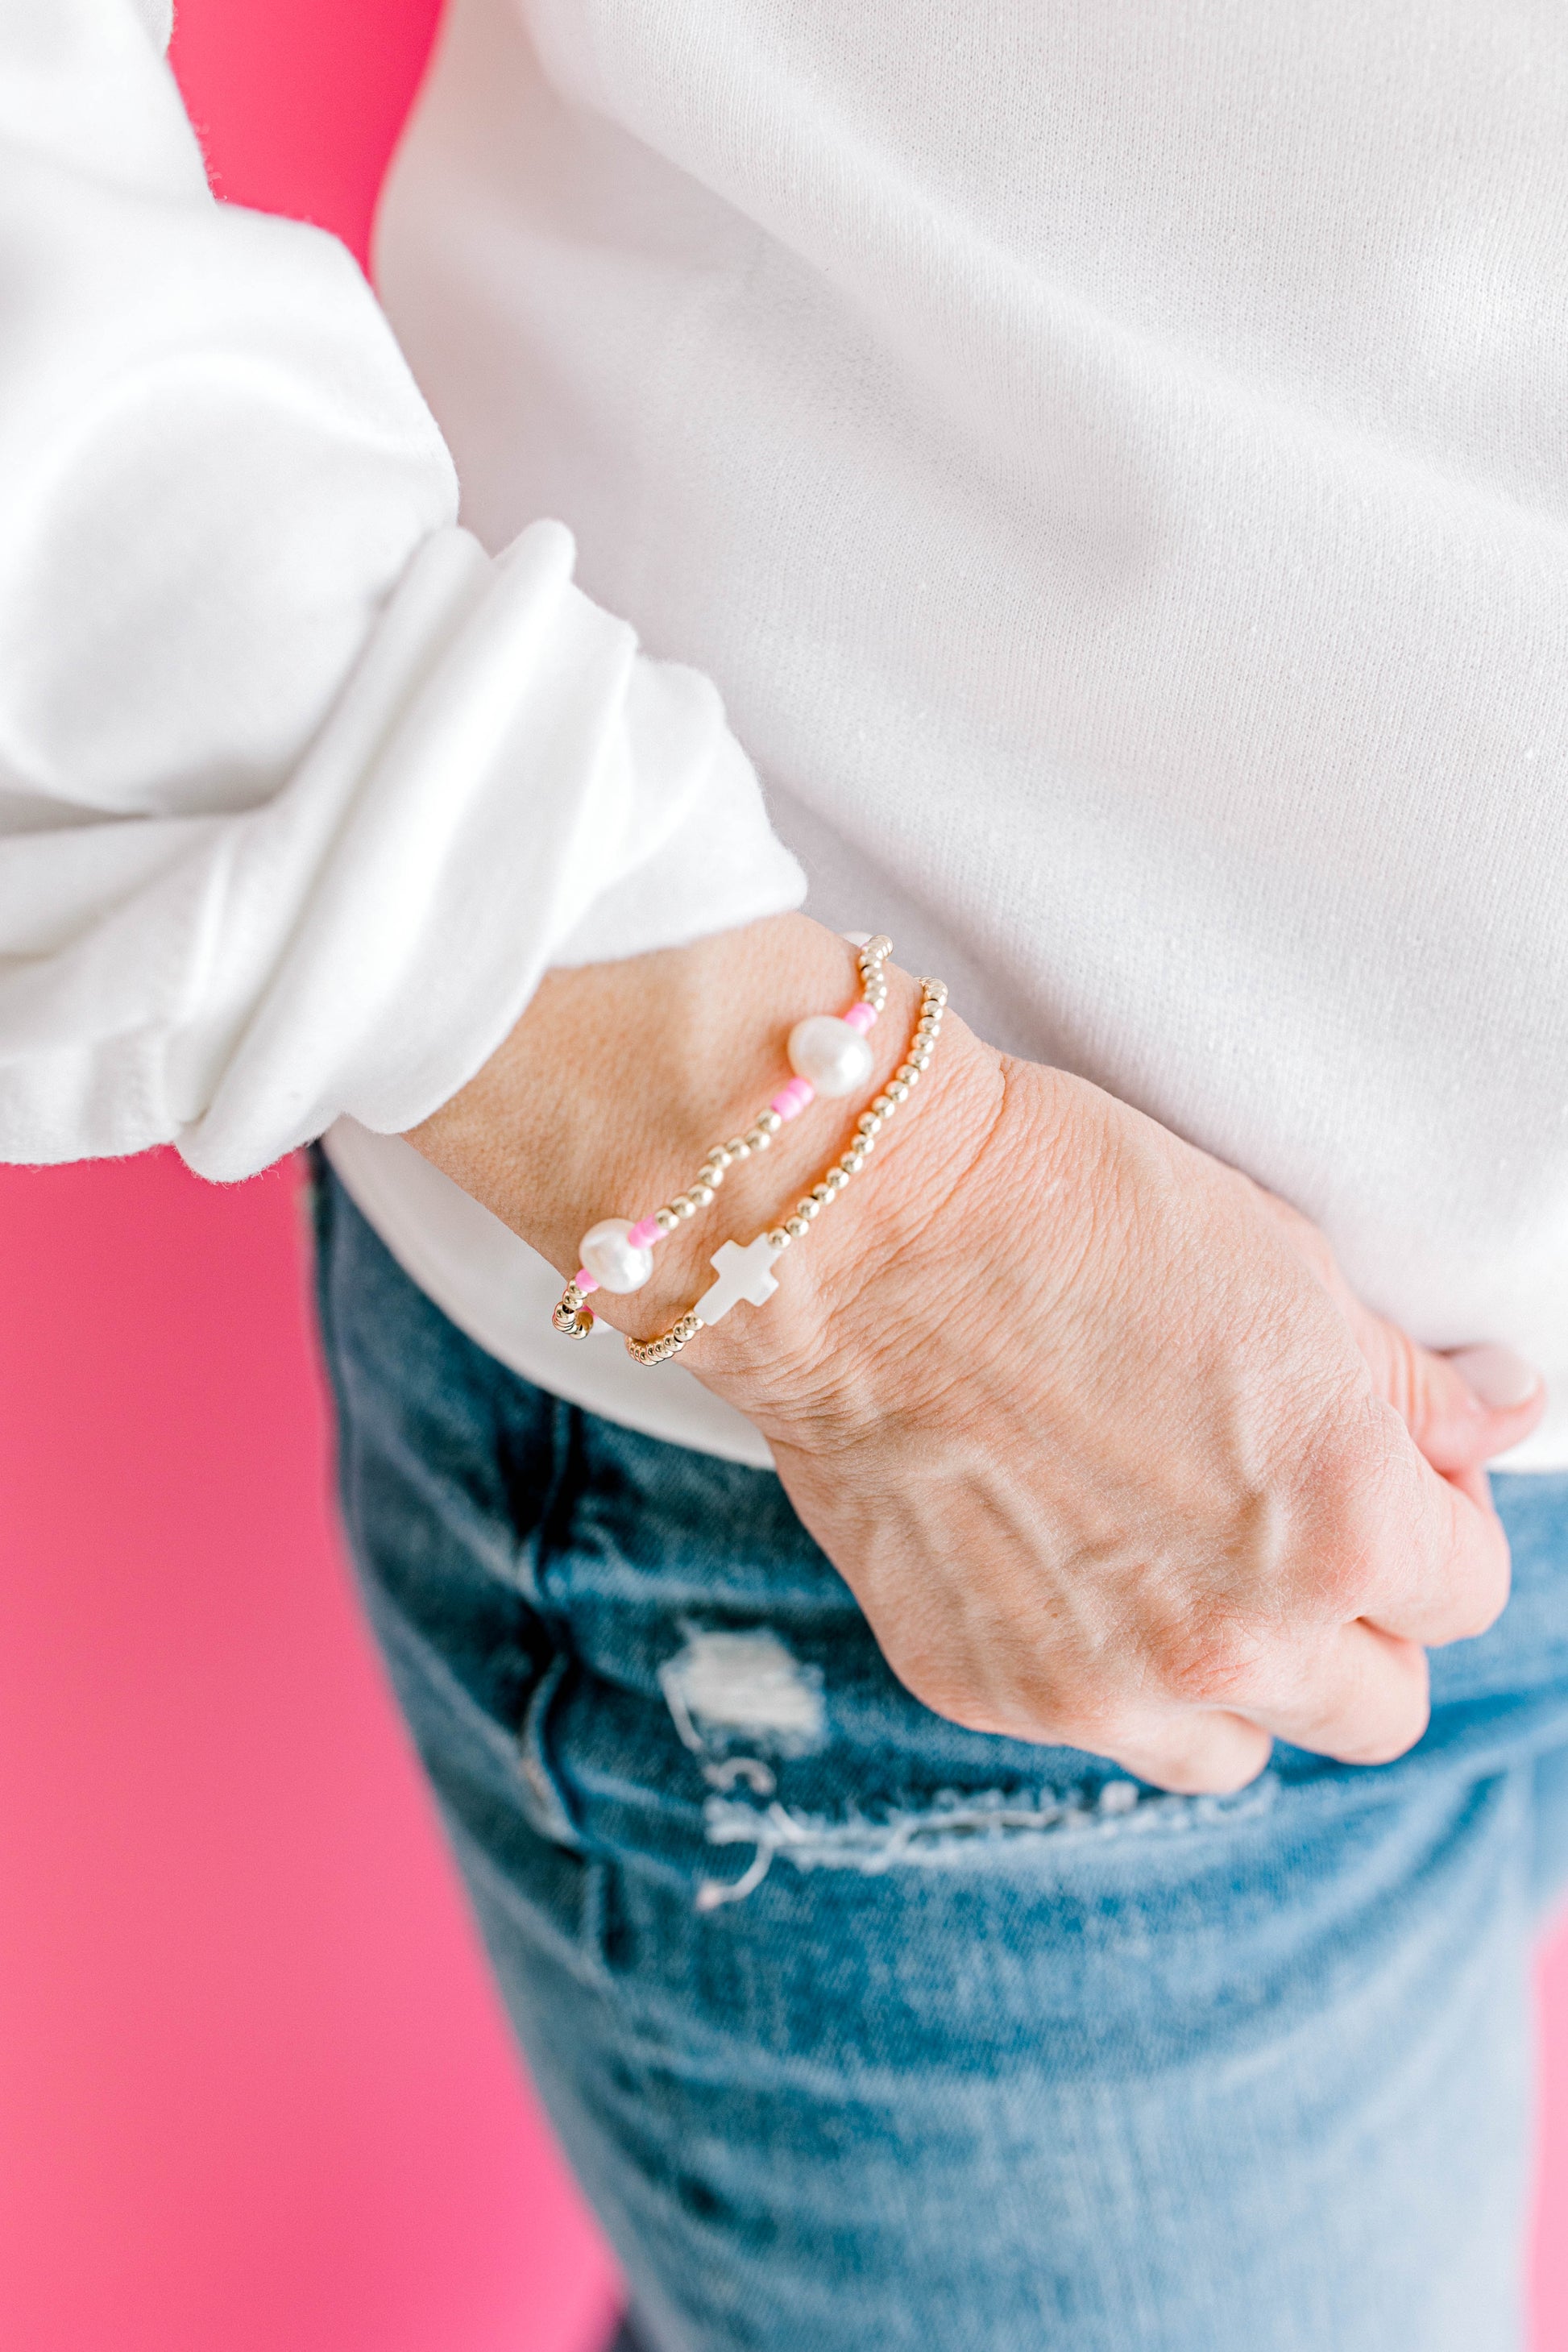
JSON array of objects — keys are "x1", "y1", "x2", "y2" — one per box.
[
  {"x1": 1302, "y1": 1536, "x2": 1378, "y2": 1624},
  {"x1": 1292, "y1": 1412, "x2": 1412, "y2": 1618},
  {"x1": 1156, "y1": 1610, "x2": 1269, "y2": 1707}
]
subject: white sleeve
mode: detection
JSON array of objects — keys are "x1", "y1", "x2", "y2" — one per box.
[{"x1": 0, "y1": 0, "x2": 807, "y2": 1180}]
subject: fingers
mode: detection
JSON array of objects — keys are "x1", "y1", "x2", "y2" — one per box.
[
  {"x1": 1243, "y1": 1622, "x2": 1430, "y2": 1765},
  {"x1": 1104, "y1": 1711, "x2": 1275, "y2": 1797},
  {"x1": 1338, "y1": 1304, "x2": 1543, "y2": 1475},
  {"x1": 1104, "y1": 1628, "x2": 1430, "y2": 1791},
  {"x1": 1103, "y1": 1627, "x2": 1431, "y2": 1793},
  {"x1": 1352, "y1": 1430, "x2": 1513, "y2": 1649}
]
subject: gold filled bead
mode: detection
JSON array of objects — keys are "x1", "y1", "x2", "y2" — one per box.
[
  {"x1": 857, "y1": 1111, "x2": 882, "y2": 1136},
  {"x1": 872, "y1": 1094, "x2": 894, "y2": 1117},
  {"x1": 811, "y1": 1183, "x2": 835, "y2": 1205},
  {"x1": 794, "y1": 1197, "x2": 819, "y2": 1221},
  {"x1": 725, "y1": 1137, "x2": 750, "y2": 1160},
  {"x1": 766, "y1": 1227, "x2": 793, "y2": 1250},
  {"x1": 824, "y1": 1168, "x2": 851, "y2": 1192},
  {"x1": 745, "y1": 1125, "x2": 773, "y2": 1151},
  {"x1": 759, "y1": 1110, "x2": 783, "y2": 1134},
  {"x1": 551, "y1": 1291, "x2": 595, "y2": 1339},
  {"x1": 840, "y1": 1151, "x2": 864, "y2": 1175},
  {"x1": 655, "y1": 1207, "x2": 682, "y2": 1234},
  {"x1": 688, "y1": 1183, "x2": 715, "y2": 1208},
  {"x1": 786, "y1": 1216, "x2": 811, "y2": 1239},
  {"x1": 887, "y1": 1080, "x2": 910, "y2": 1103}
]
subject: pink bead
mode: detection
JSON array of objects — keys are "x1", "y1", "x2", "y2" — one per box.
[
  {"x1": 772, "y1": 1080, "x2": 815, "y2": 1118},
  {"x1": 626, "y1": 1217, "x2": 662, "y2": 1249},
  {"x1": 844, "y1": 1001, "x2": 877, "y2": 1033},
  {"x1": 574, "y1": 1268, "x2": 599, "y2": 1295}
]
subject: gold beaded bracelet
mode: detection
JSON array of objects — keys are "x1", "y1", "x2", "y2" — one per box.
[
  {"x1": 550, "y1": 936, "x2": 894, "y2": 1339},
  {"x1": 550, "y1": 977, "x2": 948, "y2": 1366}
]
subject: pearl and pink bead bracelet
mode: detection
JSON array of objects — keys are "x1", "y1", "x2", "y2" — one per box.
[
  {"x1": 551, "y1": 952, "x2": 950, "y2": 1359},
  {"x1": 553, "y1": 936, "x2": 895, "y2": 1338},
  {"x1": 621, "y1": 976, "x2": 948, "y2": 1364}
]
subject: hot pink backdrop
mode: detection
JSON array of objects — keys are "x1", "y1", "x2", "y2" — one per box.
[
  {"x1": 0, "y1": 16, "x2": 619, "y2": 2351},
  {"x1": 0, "y1": 2, "x2": 1562, "y2": 2344}
]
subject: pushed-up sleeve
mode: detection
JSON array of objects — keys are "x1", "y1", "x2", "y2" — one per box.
[{"x1": 0, "y1": 0, "x2": 805, "y2": 1180}]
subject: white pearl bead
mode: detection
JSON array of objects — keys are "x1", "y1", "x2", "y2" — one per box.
[
  {"x1": 787, "y1": 1014, "x2": 876, "y2": 1098},
  {"x1": 579, "y1": 1217, "x2": 655, "y2": 1294}
]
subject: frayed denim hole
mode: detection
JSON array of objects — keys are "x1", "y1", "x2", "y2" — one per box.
[
  {"x1": 659, "y1": 1627, "x2": 829, "y2": 1762},
  {"x1": 693, "y1": 1771, "x2": 1282, "y2": 1910}
]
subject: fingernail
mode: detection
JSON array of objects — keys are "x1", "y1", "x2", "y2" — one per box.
[{"x1": 1448, "y1": 1342, "x2": 1541, "y2": 1410}]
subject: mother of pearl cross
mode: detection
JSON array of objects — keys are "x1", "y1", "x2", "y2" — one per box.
[{"x1": 695, "y1": 1234, "x2": 788, "y2": 1325}]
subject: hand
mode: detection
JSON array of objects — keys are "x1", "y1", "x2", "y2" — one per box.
[
  {"x1": 703, "y1": 1019, "x2": 1544, "y2": 1792},
  {"x1": 409, "y1": 918, "x2": 1545, "y2": 1794}
]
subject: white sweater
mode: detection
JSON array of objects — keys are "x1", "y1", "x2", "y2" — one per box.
[{"x1": 8, "y1": 0, "x2": 1568, "y2": 1471}]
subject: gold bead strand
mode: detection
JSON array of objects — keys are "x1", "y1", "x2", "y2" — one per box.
[
  {"x1": 644, "y1": 940, "x2": 895, "y2": 1234},
  {"x1": 552, "y1": 939, "x2": 902, "y2": 1338},
  {"x1": 626, "y1": 978, "x2": 949, "y2": 1364}
]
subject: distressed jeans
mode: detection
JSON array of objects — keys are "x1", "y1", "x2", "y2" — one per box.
[{"x1": 313, "y1": 1161, "x2": 1568, "y2": 2351}]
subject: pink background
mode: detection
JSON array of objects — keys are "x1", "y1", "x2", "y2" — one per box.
[{"x1": 0, "y1": 2, "x2": 1562, "y2": 2343}]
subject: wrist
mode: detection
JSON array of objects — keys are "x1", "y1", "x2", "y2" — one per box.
[
  {"x1": 694, "y1": 1005, "x2": 1006, "y2": 1429},
  {"x1": 406, "y1": 913, "x2": 939, "y2": 1349}
]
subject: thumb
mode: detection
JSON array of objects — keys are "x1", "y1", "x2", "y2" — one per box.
[{"x1": 1347, "y1": 1309, "x2": 1545, "y2": 1475}]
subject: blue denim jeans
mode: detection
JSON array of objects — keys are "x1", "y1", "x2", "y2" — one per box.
[{"x1": 313, "y1": 1163, "x2": 1568, "y2": 2351}]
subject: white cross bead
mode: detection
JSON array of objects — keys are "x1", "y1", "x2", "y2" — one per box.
[{"x1": 695, "y1": 1234, "x2": 787, "y2": 1325}]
